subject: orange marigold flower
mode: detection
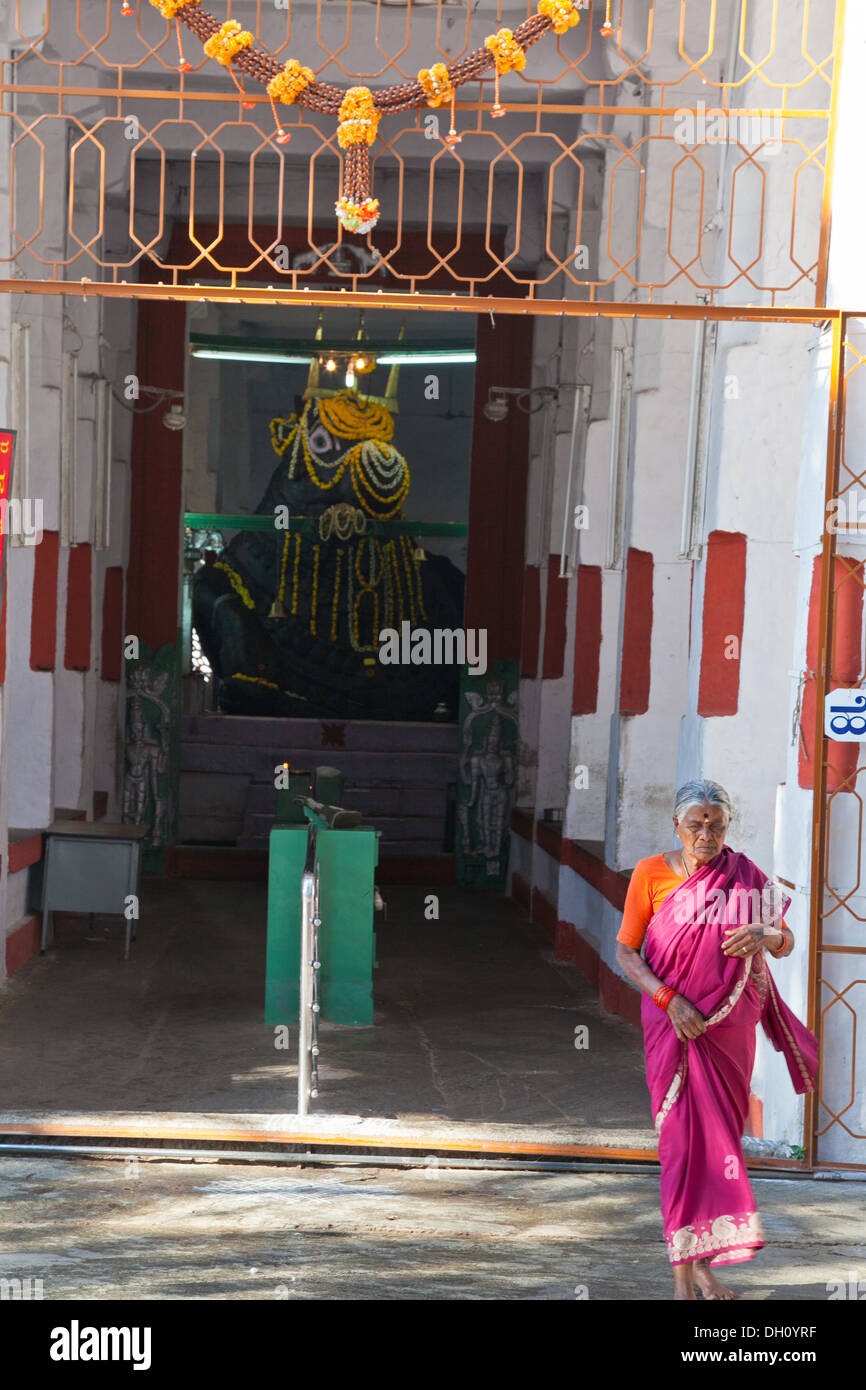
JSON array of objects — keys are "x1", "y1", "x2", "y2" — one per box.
[
  {"x1": 537, "y1": 0, "x2": 581, "y2": 36},
  {"x1": 418, "y1": 62, "x2": 454, "y2": 109},
  {"x1": 203, "y1": 20, "x2": 254, "y2": 67},
  {"x1": 149, "y1": 0, "x2": 199, "y2": 18}
]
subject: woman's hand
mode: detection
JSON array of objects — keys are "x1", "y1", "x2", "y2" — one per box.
[
  {"x1": 722, "y1": 925, "x2": 781, "y2": 959},
  {"x1": 667, "y1": 994, "x2": 707, "y2": 1041}
]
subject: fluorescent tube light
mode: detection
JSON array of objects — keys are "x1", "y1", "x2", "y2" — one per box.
[
  {"x1": 189, "y1": 340, "x2": 476, "y2": 367},
  {"x1": 376, "y1": 351, "x2": 476, "y2": 365},
  {"x1": 190, "y1": 347, "x2": 313, "y2": 364}
]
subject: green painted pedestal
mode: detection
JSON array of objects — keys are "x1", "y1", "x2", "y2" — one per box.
[{"x1": 265, "y1": 825, "x2": 377, "y2": 1027}]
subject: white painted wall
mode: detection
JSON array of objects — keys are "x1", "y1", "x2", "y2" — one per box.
[{"x1": 0, "y1": 4, "x2": 135, "y2": 966}]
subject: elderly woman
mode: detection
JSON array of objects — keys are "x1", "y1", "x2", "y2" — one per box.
[{"x1": 615, "y1": 779, "x2": 818, "y2": 1301}]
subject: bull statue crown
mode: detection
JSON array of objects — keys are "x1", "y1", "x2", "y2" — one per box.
[{"x1": 303, "y1": 315, "x2": 403, "y2": 414}]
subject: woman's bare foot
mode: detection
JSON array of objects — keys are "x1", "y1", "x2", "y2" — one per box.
[
  {"x1": 694, "y1": 1258, "x2": 735, "y2": 1300},
  {"x1": 672, "y1": 1263, "x2": 697, "y2": 1300}
]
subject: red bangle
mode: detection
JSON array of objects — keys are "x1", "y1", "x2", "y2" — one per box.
[
  {"x1": 654, "y1": 985, "x2": 675, "y2": 1011},
  {"x1": 767, "y1": 926, "x2": 791, "y2": 958}
]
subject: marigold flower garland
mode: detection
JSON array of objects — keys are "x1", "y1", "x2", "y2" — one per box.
[
  {"x1": 417, "y1": 63, "x2": 454, "y2": 109},
  {"x1": 214, "y1": 559, "x2": 255, "y2": 610},
  {"x1": 399, "y1": 534, "x2": 418, "y2": 627},
  {"x1": 271, "y1": 529, "x2": 291, "y2": 617},
  {"x1": 151, "y1": 0, "x2": 588, "y2": 233},
  {"x1": 151, "y1": 0, "x2": 198, "y2": 17},
  {"x1": 484, "y1": 29, "x2": 527, "y2": 75},
  {"x1": 412, "y1": 541, "x2": 429, "y2": 622},
  {"x1": 350, "y1": 537, "x2": 382, "y2": 652},
  {"x1": 538, "y1": 0, "x2": 583, "y2": 35},
  {"x1": 203, "y1": 19, "x2": 253, "y2": 66},
  {"x1": 267, "y1": 58, "x2": 315, "y2": 141},
  {"x1": 331, "y1": 549, "x2": 344, "y2": 642},
  {"x1": 388, "y1": 541, "x2": 404, "y2": 620},
  {"x1": 310, "y1": 543, "x2": 321, "y2": 635},
  {"x1": 317, "y1": 391, "x2": 394, "y2": 443},
  {"x1": 291, "y1": 532, "x2": 302, "y2": 616},
  {"x1": 335, "y1": 88, "x2": 383, "y2": 235},
  {"x1": 231, "y1": 671, "x2": 280, "y2": 692}
]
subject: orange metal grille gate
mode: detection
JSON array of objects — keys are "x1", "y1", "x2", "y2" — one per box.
[{"x1": 0, "y1": 0, "x2": 859, "y2": 1168}]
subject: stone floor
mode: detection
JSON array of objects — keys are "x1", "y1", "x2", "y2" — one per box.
[
  {"x1": 0, "y1": 1154, "x2": 863, "y2": 1300},
  {"x1": 2, "y1": 876, "x2": 861, "y2": 1306},
  {"x1": 0, "y1": 879, "x2": 653, "y2": 1146}
]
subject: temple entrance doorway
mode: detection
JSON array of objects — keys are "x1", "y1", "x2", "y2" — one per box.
[{"x1": 178, "y1": 303, "x2": 478, "y2": 868}]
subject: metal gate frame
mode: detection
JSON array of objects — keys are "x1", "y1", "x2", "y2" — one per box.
[
  {"x1": 807, "y1": 310, "x2": 866, "y2": 1171},
  {"x1": 0, "y1": 269, "x2": 860, "y2": 1167}
]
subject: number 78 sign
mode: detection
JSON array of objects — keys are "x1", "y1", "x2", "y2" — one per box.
[{"x1": 825, "y1": 691, "x2": 866, "y2": 740}]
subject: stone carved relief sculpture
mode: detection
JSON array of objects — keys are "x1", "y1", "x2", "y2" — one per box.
[
  {"x1": 122, "y1": 667, "x2": 171, "y2": 848},
  {"x1": 458, "y1": 680, "x2": 518, "y2": 876}
]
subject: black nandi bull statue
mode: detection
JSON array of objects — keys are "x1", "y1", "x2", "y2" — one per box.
[{"x1": 192, "y1": 359, "x2": 465, "y2": 720}]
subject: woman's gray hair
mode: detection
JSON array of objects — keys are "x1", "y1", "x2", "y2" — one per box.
[{"x1": 673, "y1": 779, "x2": 733, "y2": 822}]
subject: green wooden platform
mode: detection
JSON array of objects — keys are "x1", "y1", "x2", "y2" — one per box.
[{"x1": 264, "y1": 825, "x2": 378, "y2": 1027}]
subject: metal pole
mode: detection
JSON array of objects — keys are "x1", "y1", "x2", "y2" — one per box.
[
  {"x1": 559, "y1": 385, "x2": 589, "y2": 578},
  {"x1": 816, "y1": 0, "x2": 848, "y2": 309},
  {"x1": 297, "y1": 824, "x2": 317, "y2": 1117},
  {"x1": 806, "y1": 313, "x2": 846, "y2": 1167}
]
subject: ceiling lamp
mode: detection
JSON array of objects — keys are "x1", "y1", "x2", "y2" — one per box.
[
  {"x1": 189, "y1": 336, "x2": 476, "y2": 368},
  {"x1": 190, "y1": 346, "x2": 312, "y2": 364}
]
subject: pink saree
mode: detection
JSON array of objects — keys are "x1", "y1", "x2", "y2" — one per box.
[{"x1": 641, "y1": 845, "x2": 818, "y2": 1267}]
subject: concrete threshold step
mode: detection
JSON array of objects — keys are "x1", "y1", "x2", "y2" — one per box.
[{"x1": 0, "y1": 1110, "x2": 661, "y2": 1159}]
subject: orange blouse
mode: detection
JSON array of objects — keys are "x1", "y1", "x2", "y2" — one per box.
[
  {"x1": 616, "y1": 854, "x2": 683, "y2": 950},
  {"x1": 616, "y1": 852, "x2": 789, "y2": 952}
]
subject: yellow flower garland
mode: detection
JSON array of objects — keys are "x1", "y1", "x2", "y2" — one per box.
[
  {"x1": 310, "y1": 543, "x2": 320, "y2": 635},
  {"x1": 484, "y1": 28, "x2": 527, "y2": 75},
  {"x1": 383, "y1": 543, "x2": 394, "y2": 630},
  {"x1": 399, "y1": 534, "x2": 417, "y2": 627},
  {"x1": 295, "y1": 412, "x2": 408, "y2": 519},
  {"x1": 350, "y1": 444, "x2": 409, "y2": 504},
  {"x1": 231, "y1": 671, "x2": 280, "y2": 692},
  {"x1": 350, "y1": 455, "x2": 410, "y2": 519},
  {"x1": 214, "y1": 560, "x2": 255, "y2": 610},
  {"x1": 388, "y1": 540, "x2": 404, "y2": 619},
  {"x1": 333, "y1": 197, "x2": 380, "y2": 234},
  {"x1": 170, "y1": 0, "x2": 590, "y2": 233},
  {"x1": 331, "y1": 549, "x2": 344, "y2": 642},
  {"x1": 150, "y1": 0, "x2": 198, "y2": 18},
  {"x1": 412, "y1": 541, "x2": 429, "y2": 621},
  {"x1": 538, "y1": 0, "x2": 581, "y2": 36},
  {"x1": 317, "y1": 391, "x2": 394, "y2": 443},
  {"x1": 354, "y1": 536, "x2": 381, "y2": 588},
  {"x1": 270, "y1": 415, "x2": 297, "y2": 456},
  {"x1": 304, "y1": 440, "x2": 350, "y2": 491},
  {"x1": 204, "y1": 20, "x2": 253, "y2": 67},
  {"x1": 338, "y1": 86, "x2": 380, "y2": 148},
  {"x1": 291, "y1": 532, "x2": 302, "y2": 615},
  {"x1": 276, "y1": 531, "x2": 291, "y2": 607},
  {"x1": 267, "y1": 58, "x2": 315, "y2": 106},
  {"x1": 417, "y1": 62, "x2": 454, "y2": 109}
]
